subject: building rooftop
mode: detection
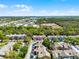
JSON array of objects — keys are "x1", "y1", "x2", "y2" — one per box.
[
  {"x1": 52, "y1": 42, "x2": 79, "y2": 58},
  {"x1": 41, "y1": 23, "x2": 61, "y2": 28},
  {"x1": 6, "y1": 34, "x2": 26, "y2": 37}
]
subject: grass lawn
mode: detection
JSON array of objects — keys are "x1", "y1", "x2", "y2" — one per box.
[{"x1": 0, "y1": 42, "x2": 7, "y2": 47}]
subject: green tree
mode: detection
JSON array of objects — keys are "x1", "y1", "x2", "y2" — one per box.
[
  {"x1": 42, "y1": 38, "x2": 50, "y2": 48},
  {"x1": 13, "y1": 43, "x2": 21, "y2": 51},
  {"x1": 19, "y1": 46, "x2": 28, "y2": 58},
  {"x1": 24, "y1": 36, "x2": 31, "y2": 43}
]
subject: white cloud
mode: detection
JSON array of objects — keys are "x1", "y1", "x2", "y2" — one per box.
[
  {"x1": 7, "y1": 4, "x2": 33, "y2": 16},
  {"x1": 13, "y1": 4, "x2": 32, "y2": 12},
  {"x1": 0, "y1": 4, "x2": 7, "y2": 9},
  {"x1": 14, "y1": 4, "x2": 28, "y2": 8},
  {"x1": 33, "y1": 9, "x2": 79, "y2": 16},
  {"x1": 0, "y1": 4, "x2": 79, "y2": 16}
]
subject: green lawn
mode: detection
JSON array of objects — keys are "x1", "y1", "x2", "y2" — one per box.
[{"x1": 0, "y1": 42, "x2": 7, "y2": 47}]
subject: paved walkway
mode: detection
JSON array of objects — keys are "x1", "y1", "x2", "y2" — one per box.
[
  {"x1": 0, "y1": 41, "x2": 15, "y2": 58},
  {"x1": 43, "y1": 46, "x2": 50, "y2": 57},
  {"x1": 24, "y1": 41, "x2": 33, "y2": 59},
  {"x1": 71, "y1": 45, "x2": 79, "y2": 53},
  {"x1": 0, "y1": 57, "x2": 4, "y2": 59}
]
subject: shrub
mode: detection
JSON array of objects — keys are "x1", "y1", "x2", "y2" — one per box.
[
  {"x1": 13, "y1": 43, "x2": 21, "y2": 51},
  {"x1": 19, "y1": 46, "x2": 28, "y2": 58},
  {"x1": 42, "y1": 38, "x2": 50, "y2": 48},
  {"x1": 15, "y1": 55, "x2": 23, "y2": 59}
]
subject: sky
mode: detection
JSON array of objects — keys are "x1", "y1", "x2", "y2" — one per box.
[{"x1": 0, "y1": 0, "x2": 79, "y2": 16}]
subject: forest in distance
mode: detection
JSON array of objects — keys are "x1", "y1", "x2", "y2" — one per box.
[{"x1": 0, "y1": 16, "x2": 79, "y2": 35}]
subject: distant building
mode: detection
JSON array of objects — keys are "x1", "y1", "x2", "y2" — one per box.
[
  {"x1": 15, "y1": 24, "x2": 23, "y2": 27},
  {"x1": 32, "y1": 24, "x2": 39, "y2": 28},
  {"x1": 41, "y1": 23, "x2": 61, "y2": 28},
  {"x1": 48, "y1": 35, "x2": 79, "y2": 42},
  {"x1": 6, "y1": 34, "x2": 26, "y2": 40},
  {"x1": 47, "y1": 36, "x2": 66, "y2": 42}
]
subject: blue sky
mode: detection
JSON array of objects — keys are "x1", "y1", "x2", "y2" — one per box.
[{"x1": 0, "y1": 0, "x2": 79, "y2": 16}]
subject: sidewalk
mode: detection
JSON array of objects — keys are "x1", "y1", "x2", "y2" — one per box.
[
  {"x1": 24, "y1": 41, "x2": 33, "y2": 59},
  {"x1": 0, "y1": 41, "x2": 15, "y2": 59}
]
